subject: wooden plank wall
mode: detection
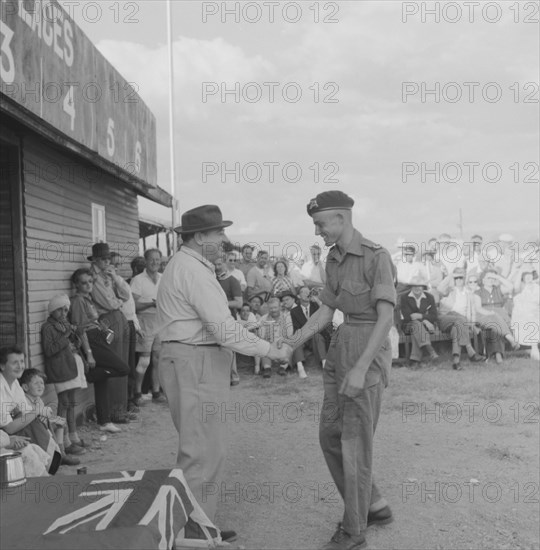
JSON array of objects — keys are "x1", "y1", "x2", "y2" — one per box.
[{"x1": 22, "y1": 135, "x2": 139, "y2": 370}]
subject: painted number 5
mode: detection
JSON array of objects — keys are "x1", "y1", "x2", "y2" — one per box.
[
  {"x1": 0, "y1": 21, "x2": 15, "y2": 84},
  {"x1": 107, "y1": 118, "x2": 115, "y2": 156}
]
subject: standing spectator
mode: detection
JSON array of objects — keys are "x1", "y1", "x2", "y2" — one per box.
[
  {"x1": 301, "y1": 244, "x2": 326, "y2": 290},
  {"x1": 110, "y1": 251, "x2": 141, "y2": 415},
  {"x1": 129, "y1": 256, "x2": 146, "y2": 283},
  {"x1": 41, "y1": 294, "x2": 88, "y2": 454},
  {"x1": 214, "y1": 255, "x2": 243, "y2": 386},
  {"x1": 400, "y1": 275, "x2": 439, "y2": 367},
  {"x1": 69, "y1": 268, "x2": 130, "y2": 433},
  {"x1": 494, "y1": 234, "x2": 516, "y2": 278},
  {"x1": 422, "y1": 247, "x2": 447, "y2": 304},
  {"x1": 88, "y1": 243, "x2": 131, "y2": 422},
  {"x1": 226, "y1": 251, "x2": 247, "y2": 292},
  {"x1": 258, "y1": 298, "x2": 293, "y2": 377},
  {"x1": 438, "y1": 268, "x2": 485, "y2": 369},
  {"x1": 237, "y1": 244, "x2": 256, "y2": 277},
  {"x1": 130, "y1": 249, "x2": 164, "y2": 405},
  {"x1": 271, "y1": 259, "x2": 296, "y2": 298},
  {"x1": 246, "y1": 250, "x2": 273, "y2": 301},
  {"x1": 511, "y1": 265, "x2": 540, "y2": 360},
  {"x1": 466, "y1": 234, "x2": 484, "y2": 276}
]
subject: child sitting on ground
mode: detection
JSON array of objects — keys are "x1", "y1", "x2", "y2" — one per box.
[{"x1": 20, "y1": 369, "x2": 80, "y2": 467}]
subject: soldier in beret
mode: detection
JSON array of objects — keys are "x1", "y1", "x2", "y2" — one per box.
[{"x1": 286, "y1": 190, "x2": 396, "y2": 550}]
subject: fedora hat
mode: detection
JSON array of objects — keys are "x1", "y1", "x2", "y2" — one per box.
[
  {"x1": 408, "y1": 275, "x2": 428, "y2": 288},
  {"x1": 174, "y1": 205, "x2": 232, "y2": 234},
  {"x1": 87, "y1": 242, "x2": 111, "y2": 261}
]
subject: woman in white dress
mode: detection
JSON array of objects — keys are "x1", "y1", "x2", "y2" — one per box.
[{"x1": 511, "y1": 265, "x2": 540, "y2": 360}]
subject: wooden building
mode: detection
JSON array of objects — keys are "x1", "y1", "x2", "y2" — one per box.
[{"x1": 0, "y1": 1, "x2": 172, "y2": 376}]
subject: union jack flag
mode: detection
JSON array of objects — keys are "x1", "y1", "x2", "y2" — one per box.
[{"x1": 44, "y1": 470, "x2": 219, "y2": 549}]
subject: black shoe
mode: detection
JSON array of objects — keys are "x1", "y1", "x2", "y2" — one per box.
[
  {"x1": 452, "y1": 354, "x2": 461, "y2": 370},
  {"x1": 278, "y1": 366, "x2": 287, "y2": 376},
  {"x1": 263, "y1": 368, "x2": 271, "y2": 378},
  {"x1": 367, "y1": 505, "x2": 393, "y2": 527},
  {"x1": 220, "y1": 529, "x2": 237, "y2": 543},
  {"x1": 469, "y1": 353, "x2": 485, "y2": 362}
]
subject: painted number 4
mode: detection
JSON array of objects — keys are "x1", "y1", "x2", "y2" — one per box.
[{"x1": 63, "y1": 85, "x2": 75, "y2": 131}]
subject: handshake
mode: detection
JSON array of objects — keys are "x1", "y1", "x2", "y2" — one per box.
[{"x1": 266, "y1": 339, "x2": 294, "y2": 363}]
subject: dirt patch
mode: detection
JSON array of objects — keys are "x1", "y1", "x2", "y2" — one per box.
[{"x1": 71, "y1": 354, "x2": 539, "y2": 550}]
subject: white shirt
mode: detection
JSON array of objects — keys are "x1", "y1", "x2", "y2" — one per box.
[
  {"x1": 229, "y1": 268, "x2": 247, "y2": 291},
  {"x1": 0, "y1": 374, "x2": 28, "y2": 428},
  {"x1": 130, "y1": 270, "x2": 162, "y2": 317},
  {"x1": 156, "y1": 247, "x2": 270, "y2": 356},
  {"x1": 301, "y1": 260, "x2": 326, "y2": 285},
  {"x1": 396, "y1": 261, "x2": 428, "y2": 285}
]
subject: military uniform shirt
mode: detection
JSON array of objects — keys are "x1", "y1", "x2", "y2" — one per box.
[{"x1": 320, "y1": 230, "x2": 396, "y2": 319}]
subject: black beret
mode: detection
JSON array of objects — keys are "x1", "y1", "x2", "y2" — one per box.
[{"x1": 306, "y1": 190, "x2": 354, "y2": 217}]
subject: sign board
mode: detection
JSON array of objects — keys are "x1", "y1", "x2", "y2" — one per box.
[{"x1": 0, "y1": 0, "x2": 157, "y2": 186}]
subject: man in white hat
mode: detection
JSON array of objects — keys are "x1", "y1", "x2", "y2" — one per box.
[{"x1": 400, "y1": 275, "x2": 439, "y2": 367}]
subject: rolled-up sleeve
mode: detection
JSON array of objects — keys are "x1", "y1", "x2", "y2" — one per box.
[{"x1": 370, "y1": 250, "x2": 397, "y2": 307}]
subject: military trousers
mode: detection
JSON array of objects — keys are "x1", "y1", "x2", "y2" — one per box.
[
  {"x1": 319, "y1": 323, "x2": 390, "y2": 536},
  {"x1": 158, "y1": 341, "x2": 233, "y2": 521}
]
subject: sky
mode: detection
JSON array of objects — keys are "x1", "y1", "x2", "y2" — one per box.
[{"x1": 60, "y1": 0, "x2": 539, "y2": 253}]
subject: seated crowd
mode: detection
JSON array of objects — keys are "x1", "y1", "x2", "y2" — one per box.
[{"x1": 392, "y1": 233, "x2": 540, "y2": 369}]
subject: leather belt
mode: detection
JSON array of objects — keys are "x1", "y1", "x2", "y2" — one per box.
[
  {"x1": 162, "y1": 340, "x2": 220, "y2": 347},
  {"x1": 343, "y1": 314, "x2": 376, "y2": 325}
]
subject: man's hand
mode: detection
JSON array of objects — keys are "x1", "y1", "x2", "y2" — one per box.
[
  {"x1": 410, "y1": 313, "x2": 423, "y2": 321},
  {"x1": 422, "y1": 319, "x2": 435, "y2": 333},
  {"x1": 339, "y1": 360, "x2": 370, "y2": 397},
  {"x1": 8, "y1": 435, "x2": 30, "y2": 450}
]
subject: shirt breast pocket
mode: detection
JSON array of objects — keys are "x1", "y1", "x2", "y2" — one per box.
[{"x1": 336, "y1": 280, "x2": 371, "y2": 314}]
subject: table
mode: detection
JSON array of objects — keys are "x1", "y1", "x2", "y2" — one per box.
[{"x1": 0, "y1": 469, "x2": 219, "y2": 549}]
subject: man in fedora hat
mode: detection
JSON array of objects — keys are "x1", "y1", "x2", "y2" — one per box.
[
  {"x1": 88, "y1": 242, "x2": 133, "y2": 423},
  {"x1": 155, "y1": 204, "x2": 291, "y2": 541},
  {"x1": 284, "y1": 191, "x2": 396, "y2": 550},
  {"x1": 400, "y1": 274, "x2": 439, "y2": 367}
]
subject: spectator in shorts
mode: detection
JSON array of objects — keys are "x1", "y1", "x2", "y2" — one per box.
[
  {"x1": 130, "y1": 248, "x2": 165, "y2": 404},
  {"x1": 41, "y1": 294, "x2": 88, "y2": 454}
]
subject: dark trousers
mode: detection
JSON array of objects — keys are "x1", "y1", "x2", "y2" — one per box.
[
  {"x1": 127, "y1": 320, "x2": 137, "y2": 400},
  {"x1": 86, "y1": 329, "x2": 130, "y2": 425}
]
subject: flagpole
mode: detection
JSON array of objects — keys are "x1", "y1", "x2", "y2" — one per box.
[{"x1": 167, "y1": 0, "x2": 177, "y2": 243}]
